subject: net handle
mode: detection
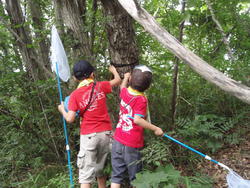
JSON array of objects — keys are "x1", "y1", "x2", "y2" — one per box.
[{"x1": 163, "y1": 133, "x2": 230, "y2": 171}]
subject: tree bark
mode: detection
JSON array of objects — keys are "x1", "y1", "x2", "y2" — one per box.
[
  {"x1": 55, "y1": 0, "x2": 92, "y2": 61},
  {"x1": 118, "y1": 0, "x2": 250, "y2": 104},
  {"x1": 100, "y1": 0, "x2": 139, "y2": 76}
]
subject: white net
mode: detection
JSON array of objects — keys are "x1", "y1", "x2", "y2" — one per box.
[
  {"x1": 227, "y1": 170, "x2": 250, "y2": 188},
  {"x1": 50, "y1": 25, "x2": 70, "y2": 82}
]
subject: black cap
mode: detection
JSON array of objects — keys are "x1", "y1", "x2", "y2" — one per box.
[{"x1": 73, "y1": 60, "x2": 95, "y2": 80}]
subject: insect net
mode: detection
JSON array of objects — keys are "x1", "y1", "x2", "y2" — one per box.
[{"x1": 226, "y1": 169, "x2": 250, "y2": 188}]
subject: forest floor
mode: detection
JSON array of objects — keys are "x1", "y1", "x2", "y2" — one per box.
[{"x1": 197, "y1": 140, "x2": 250, "y2": 187}]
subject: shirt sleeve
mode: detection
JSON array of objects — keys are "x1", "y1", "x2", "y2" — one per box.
[
  {"x1": 68, "y1": 92, "x2": 78, "y2": 112},
  {"x1": 133, "y1": 97, "x2": 147, "y2": 118},
  {"x1": 100, "y1": 81, "x2": 112, "y2": 94}
]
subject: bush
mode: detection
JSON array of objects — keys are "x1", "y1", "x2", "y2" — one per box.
[{"x1": 133, "y1": 165, "x2": 213, "y2": 188}]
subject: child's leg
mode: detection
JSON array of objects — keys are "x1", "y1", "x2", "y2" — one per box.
[
  {"x1": 95, "y1": 131, "x2": 112, "y2": 188},
  {"x1": 111, "y1": 182, "x2": 121, "y2": 188},
  {"x1": 111, "y1": 140, "x2": 127, "y2": 186},
  {"x1": 78, "y1": 134, "x2": 98, "y2": 185},
  {"x1": 124, "y1": 146, "x2": 142, "y2": 185},
  {"x1": 97, "y1": 176, "x2": 106, "y2": 188},
  {"x1": 80, "y1": 183, "x2": 91, "y2": 188}
]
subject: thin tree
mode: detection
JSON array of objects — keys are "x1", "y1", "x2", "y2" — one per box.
[{"x1": 170, "y1": 0, "x2": 186, "y2": 127}]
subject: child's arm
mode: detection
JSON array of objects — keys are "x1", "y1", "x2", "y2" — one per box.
[
  {"x1": 134, "y1": 115, "x2": 163, "y2": 136},
  {"x1": 120, "y1": 72, "x2": 131, "y2": 89},
  {"x1": 109, "y1": 66, "x2": 121, "y2": 87},
  {"x1": 58, "y1": 102, "x2": 76, "y2": 123}
]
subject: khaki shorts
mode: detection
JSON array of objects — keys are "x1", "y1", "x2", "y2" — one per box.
[{"x1": 77, "y1": 131, "x2": 112, "y2": 184}]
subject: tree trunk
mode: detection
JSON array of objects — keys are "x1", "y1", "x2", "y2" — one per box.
[
  {"x1": 55, "y1": 0, "x2": 92, "y2": 61},
  {"x1": 28, "y1": 0, "x2": 51, "y2": 76},
  {"x1": 53, "y1": 0, "x2": 65, "y2": 35},
  {"x1": 5, "y1": 0, "x2": 37, "y2": 79},
  {"x1": 4, "y1": 0, "x2": 52, "y2": 80},
  {"x1": 118, "y1": 0, "x2": 250, "y2": 104},
  {"x1": 100, "y1": 0, "x2": 139, "y2": 76}
]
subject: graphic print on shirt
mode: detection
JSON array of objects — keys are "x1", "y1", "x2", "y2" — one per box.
[
  {"x1": 79, "y1": 88, "x2": 105, "y2": 112},
  {"x1": 117, "y1": 99, "x2": 133, "y2": 132}
]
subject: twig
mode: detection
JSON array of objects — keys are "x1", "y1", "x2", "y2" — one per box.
[{"x1": 179, "y1": 96, "x2": 192, "y2": 106}]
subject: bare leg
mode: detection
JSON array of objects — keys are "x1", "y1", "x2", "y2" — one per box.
[
  {"x1": 81, "y1": 183, "x2": 91, "y2": 188},
  {"x1": 97, "y1": 176, "x2": 106, "y2": 188},
  {"x1": 111, "y1": 183, "x2": 121, "y2": 188}
]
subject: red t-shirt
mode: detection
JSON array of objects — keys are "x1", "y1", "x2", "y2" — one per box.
[
  {"x1": 114, "y1": 88, "x2": 147, "y2": 148},
  {"x1": 68, "y1": 81, "x2": 112, "y2": 135}
]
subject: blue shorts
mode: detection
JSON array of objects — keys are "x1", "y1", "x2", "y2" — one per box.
[{"x1": 111, "y1": 140, "x2": 142, "y2": 184}]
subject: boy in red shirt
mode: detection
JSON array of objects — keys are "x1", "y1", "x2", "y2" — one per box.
[
  {"x1": 111, "y1": 65, "x2": 163, "y2": 188},
  {"x1": 58, "y1": 60, "x2": 121, "y2": 188}
]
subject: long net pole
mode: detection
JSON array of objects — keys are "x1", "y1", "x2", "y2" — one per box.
[{"x1": 56, "y1": 62, "x2": 74, "y2": 187}]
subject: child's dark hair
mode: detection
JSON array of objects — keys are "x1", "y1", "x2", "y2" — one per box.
[
  {"x1": 129, "y1": 65, "x2": 152, "y2": 92},
  {"x1": 73, "y1": 60, "x2": 95, "y2": 80}
]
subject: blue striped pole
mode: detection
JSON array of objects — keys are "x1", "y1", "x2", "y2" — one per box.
[
  {"x1": 163, "y1": 133, "x2": 230, "y2": 171},
  {"x1": 56, "y1": 63, "x2": 74, "y2": 187}
]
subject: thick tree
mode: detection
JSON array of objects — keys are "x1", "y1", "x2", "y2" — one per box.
[{"x1": 100, "y1": 0, "x2": 139, "y2": 75}]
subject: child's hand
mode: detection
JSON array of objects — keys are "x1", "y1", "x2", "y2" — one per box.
[
  {"x1": 109, "y1": 65, "x2": 121, "y2": 87},
  {"x1": 109, "y1": 65, "x2": 117, "y2": 73},
  {"x1": 124, "y1": 72, "x2": 131, "y2": 79},
  {"x1": 154, "y1": 127, "x2": 164, "y2": 136},
  {"x1": 58, "y1": 102, "x2": 64, "y2": 113}
]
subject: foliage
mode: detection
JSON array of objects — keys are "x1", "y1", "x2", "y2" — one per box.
[
  {"x1": 133, "y1": 165, "x2": 213, "y2": 188},
  {"x1": 141, "y1": 136, "x2": 172, "y2": 169},
  {"x1": 10, "y1": 166, "x2": 76, "y2": 188},
  {"x1": 176, "y1": 113, "x2": 244, "y2": 153},
  {"x1": 43, "y1": 172, "x2": 70, "y2": 188},
  {"x1": 0, "y1": 74, "x2": 72, "y2": 185}
]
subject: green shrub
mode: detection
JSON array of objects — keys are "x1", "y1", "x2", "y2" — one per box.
[
  {"x1": 142, "y1": 137, "x2": 172, "y2": 169},
  {"x1": 176, "y1": 114, "x2": 241, "y2": 153},
  {"x1": 133, "y1": 165, "x2": 213, "y2": 188}
]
